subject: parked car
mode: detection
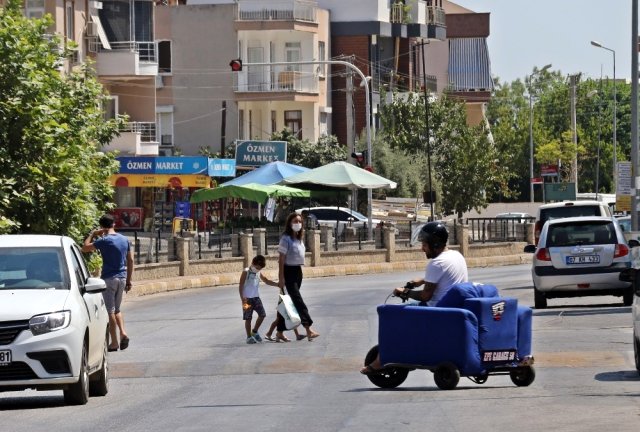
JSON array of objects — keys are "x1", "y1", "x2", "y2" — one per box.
[
  {"x1": 0, "y1": 235, "x2": 109, "y2": 405},
  {"x1": 534, "y1": 200, "x2": 612, "y2": 244},
  {"x1": 296, "y1": 207, "x2": 381, "y2": 235},
  {"x1": 618, "y1": 252, "x2": 640, "y2": 374},
  {"x1": 495, "y1": 212, "x2": 534, "y2": 223},
  {"x1": 524, "y1": 216, "x2": 633, "y2": 309}
]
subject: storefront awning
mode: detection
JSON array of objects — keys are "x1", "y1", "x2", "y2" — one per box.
[
  {"x1": 110, "y1": 174, "x2": 210, "y2": 188},
  {"x1": 448, "y1": 37, "x2": 493, "y2": 92}
]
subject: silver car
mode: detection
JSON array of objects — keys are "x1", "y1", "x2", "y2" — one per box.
[{"x1": 524, "y1": 216, "x2": 633, "y2": 309}]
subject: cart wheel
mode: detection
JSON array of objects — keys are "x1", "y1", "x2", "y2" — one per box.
[
  {"x1": 433, "y1": 362, "x2": 460, "y2": 390},
  {"x1": 510, "y1": 366, "x2": 536, "y2": 387},
  {"x1": 363, "y1": 345, "x2": 409, "y2": 389}
]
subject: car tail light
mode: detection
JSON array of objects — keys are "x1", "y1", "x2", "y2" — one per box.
[
  {"x1": 535, "y1": 248, "x2": 551, "y2": 261},
  {"x1": 534, "y1": 221, "x2": 542, "y2": 245},
  {"x1": 614, "y1": 244, "x2": 629, "y2": 258}
]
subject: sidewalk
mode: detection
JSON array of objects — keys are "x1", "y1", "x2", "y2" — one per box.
[{"x1": 130, "y1": 253, "x2": 532, "y2": 297}]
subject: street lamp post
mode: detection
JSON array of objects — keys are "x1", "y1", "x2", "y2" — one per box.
[
  {"x1": 590, "y1": 40, "x2": 617, "y2": 192},
  {"x1": 528, "y1": 64, "x2": 552, "y2": 203},
  {"x1": 587, "y1": 89, "x2": 603, "y2": 199}
]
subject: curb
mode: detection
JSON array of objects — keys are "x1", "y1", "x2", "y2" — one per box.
[{"x1": 130, "y1": 254, "x2": 532, "y2": 297}]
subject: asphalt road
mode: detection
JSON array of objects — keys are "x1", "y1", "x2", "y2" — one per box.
[{"x1": 1, "y1": 264, "x2": 638, "y2": 431}]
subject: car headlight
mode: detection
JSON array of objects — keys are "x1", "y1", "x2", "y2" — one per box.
[{"x1": 29, "y1": 311, "x2": 71, "y2": 336}]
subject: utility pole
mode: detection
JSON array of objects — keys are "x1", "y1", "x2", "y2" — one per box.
[
  {"x1": 569, "y1": 74, "x2": 579, "y2": 193},
  {"x1": 220, "y1": 100, "x2": 226, "y2": 158},
  {"x1": 344, "y1": 56, "x2": 357, "y2": 208}
]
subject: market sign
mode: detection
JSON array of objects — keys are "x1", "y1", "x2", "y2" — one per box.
[
  {"x1": 616, "y1": 161, "x2": 632, "y2": 212},
  {"x1": 109, "y1": 174, "x2": 210, "y2": 188},
  {"x1": 208, "y1": 158, "x2": 236, "y2": 177},
  {"x1": 235, "y1": 140, "x2": 287, "y2": 168},
  {"x1": 117, "y1": 156, "x2": 209, "y2": 175}
]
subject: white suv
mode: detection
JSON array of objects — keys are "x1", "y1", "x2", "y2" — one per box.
[
  {"x1": 534, "y1": 200, "x2": 612, "y2": 244},
  {"x1": 0, "y1": 235, "x2": 109, "y2": 405}
]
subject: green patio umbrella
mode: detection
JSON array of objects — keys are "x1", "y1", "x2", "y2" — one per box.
[{"x1": 190, "y1": 182, "x2": 310, "y2": 204}]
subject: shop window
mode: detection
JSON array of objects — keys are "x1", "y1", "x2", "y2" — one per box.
[{"x1": 115, "y1": 187, "x2": 136, "y2": 208}]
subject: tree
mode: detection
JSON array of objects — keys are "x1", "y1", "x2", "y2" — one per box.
[
  {"x1": 0, "y1": 0, "x2": 122, "y2": 240},
  {"x1": 379, "y1": 91, "x2": 513, "y2": 219},
  {"x1": 270, "y1": 129, "x2": 346, "y2": 168}
]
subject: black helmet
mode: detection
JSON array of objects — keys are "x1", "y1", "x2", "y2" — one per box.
[{"x1": 418, "y1": 221, "x2": 448, "y2": 250}]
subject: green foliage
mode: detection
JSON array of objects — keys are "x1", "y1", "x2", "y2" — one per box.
[
  {"x1": 379, "y1": 91, "x2": 513, "y2": 219},
  {"x1": 0, "y1": 0, "x2": 121, "y2": 241},
  {"x1": 270, "y1": 129, "x2": 347, "y2": 168}
]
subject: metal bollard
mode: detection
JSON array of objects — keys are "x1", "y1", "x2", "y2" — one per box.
[
  {"x1": 134, "y1": 231, "x2": 141, "y2": 264},
  {"x1": 198, "y1": 234, "x2": 202, "y2": 259},
  {"x1": 155, "y1": 230, "x2": 160, "y2": 263}
]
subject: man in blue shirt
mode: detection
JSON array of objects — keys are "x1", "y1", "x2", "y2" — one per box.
[{"x1": 82, "y1": 214, "x2": 134, "y2": 352}]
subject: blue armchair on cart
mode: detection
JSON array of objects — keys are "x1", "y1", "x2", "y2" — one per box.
[{"x1": 363, "y1": 283, "x2": 535, "y2": 390}]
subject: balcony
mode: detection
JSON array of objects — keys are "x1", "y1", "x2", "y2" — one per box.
[
  {"x1": 90, "y1": 41, "x2": 158, "y2": 77},
  {"x1": 234, "y1": 64, "x2": 319, "y2": 94},
  {"x1": 107, "y1": 122, "x2": 159, "y2": 156},
  {"x1": 236, "y1": 0, "x2": 317, "y2": 23}
]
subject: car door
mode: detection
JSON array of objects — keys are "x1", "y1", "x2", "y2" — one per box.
[{"x1": 70, "y1": 244, "x2": 105, "y2": 368}]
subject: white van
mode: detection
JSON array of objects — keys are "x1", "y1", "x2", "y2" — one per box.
[{"x1": 534, "y1": 200, "x2": 612, "y2": 244}]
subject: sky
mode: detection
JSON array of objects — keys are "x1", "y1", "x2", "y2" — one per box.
[{"x1": 452, "y1": 0, "x2": 634, "y2": 84}]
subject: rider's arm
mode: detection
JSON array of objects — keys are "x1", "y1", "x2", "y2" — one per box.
[{"x1": 403, "y1": 281, "x2": 437, "y2": 302}]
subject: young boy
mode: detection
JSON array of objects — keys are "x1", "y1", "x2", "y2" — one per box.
[{"x1": 239, "y1": 255, "x2": 279, "y2": 344}]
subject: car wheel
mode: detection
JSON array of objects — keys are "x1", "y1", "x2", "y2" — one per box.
[
  {"x1": 510, "y1": 366, "x2": 536, "y2": 387},
  {"x1": 89, "y1": 331, "x2": 109, "y2": 397},
  {"x1": 433, "y1": 362, "x2": 460, "y2": 390},
  {"x1": 534, "y1": 287, "x2": 547, "y2": 309},
  {"x1": 623, "y1": 287, "x2": 634, "y2": 307},
  {"x1": 363, "y1": 345, "x2": 409, "y2": 389},
  {"x1": 64, "y1": 343, "x2": 89, "y2": 405}
]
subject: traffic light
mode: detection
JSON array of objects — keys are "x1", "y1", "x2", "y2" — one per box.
[
  {"x1": 351, "y1": 150, "x2": 367, "y2": 168},
  {"x1": 229, "y1": 59, "x2": 243, "y2": 72}
]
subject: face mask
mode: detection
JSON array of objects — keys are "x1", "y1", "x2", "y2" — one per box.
[
  {"x1": 249, "y1": 265, "x2": 259, "y2": 273},
  {"x1": 291, "y1": 223, "x2": 302, "y2": 232}
]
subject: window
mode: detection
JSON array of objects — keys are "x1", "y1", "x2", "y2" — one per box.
[
  {"x1": 24, "y1": 0, "x2": 45, "y2": 19},
  {"x1": 65, "y1": 2, "x2": 74, "y2": 41},
  {"x1": 284, "y1": 110, "x2": 302, "y2": 139},
  {"x1": 103, "y1": 96, "x2": 118, "y2": 121},
  {"x1": 238, "y1": 109, "x2": 245, "y2": 140},
  {"x1": 319, "y1": 112, "x2": 328, "y2": 136},
  {"x1": 318, "y1": 41, "x2": 326, "y2": 77},
  {"x1": 271, "y1": 110, "x2": 277, "y2": 134},
  {"x1": 115, "y1": 187, "x2": 136, "y2": 208},
  {"x1": 285, "y1": 42, "x2": 301, "y2": 72},
  {"x1": 158, "y1": 40, "x2": 172, "y2": 74},
  {"x1": 156, "y1": 109, "x2": 173, "y2": 146}
]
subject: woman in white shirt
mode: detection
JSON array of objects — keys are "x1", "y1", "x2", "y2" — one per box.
[{"x1": 275, "y1": 212, "x2": 320, "y2": 342}]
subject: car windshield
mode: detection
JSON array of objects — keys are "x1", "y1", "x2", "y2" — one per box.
[
  {"x1": 547, "y1": 221, "x2": 616, "y2": 247},
  {"x1": 0, "y1": 247, "x2": 68, "y2": 290},
  {"x1": 542, "y1": 206, "x2": 602, "y2": 224}
]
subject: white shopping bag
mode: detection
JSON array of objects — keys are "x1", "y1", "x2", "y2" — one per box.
[{"x1": 277, "y1": 294, "x2": 301, "y2": 330}]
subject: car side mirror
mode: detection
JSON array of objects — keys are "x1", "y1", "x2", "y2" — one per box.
[
  {"x1": 628, "y1": 239, "x2": 640, "y2": 248},
  {"x1": 85, "y1": 277, "x2": 107, "y2": 293},
  {"x1": 523, "y1": 244, "x2": 536, "y2": 254}
]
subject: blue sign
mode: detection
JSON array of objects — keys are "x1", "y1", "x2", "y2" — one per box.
[
  {"x1": 235, "y1": 140, "x2": 287, "y2": 167},
  {"x1": 208, "y1": 159, "x2": 236, "y2": 177},
  {"x1": 117, "y1": 157, "x2": 209, "y2": 174}
]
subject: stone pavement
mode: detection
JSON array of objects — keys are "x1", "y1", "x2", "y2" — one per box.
[{"x1": 130, "y1": 253, "x2": 532, "y2": 297}]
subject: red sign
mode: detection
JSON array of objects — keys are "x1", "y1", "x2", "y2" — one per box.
[
  {"x1": 530, "y1": 177, "x2": 543, "y2": 184},
  {"x1": 111, "y1": 208, "x2": 144, "y2": 230},
  {"x1": 540, "y1": 164, "x2": 558, "y2": 176}
]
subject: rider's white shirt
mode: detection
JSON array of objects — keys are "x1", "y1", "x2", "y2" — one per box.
[{"x1": 424, "y1": 249, "x2": 468, "y2": 306}]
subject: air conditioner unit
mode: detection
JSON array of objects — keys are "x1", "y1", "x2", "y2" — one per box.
[
  {"x1": 90, "y1": 1, "x2": 103, "y2": 9},
  {"x1": 155, "y1": 75, "x2": 164, "y2": 89},
  {"x1": 87, "y1": 22, "x2": 99, "y2": 38}
]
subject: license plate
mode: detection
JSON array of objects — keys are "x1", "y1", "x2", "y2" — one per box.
[
  {"x1": 483, "y1": 350, "x2": 517, "y2": 362},
  {"x1": 0, "y1": 349, "x2": 11, "y2": 365},
  {"x1": 566, "y1": 255, "x2": 600, "y2": 264}
]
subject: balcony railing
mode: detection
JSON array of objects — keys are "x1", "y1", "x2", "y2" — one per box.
[
  {"x1": 427, "y1": 5, "x2": 446, "y2": 26},
  {"x1": 234, "y1": 64, "x2": 319, "y2": 93},
  {"x1": 390, "y1": 2, "x2": 405, "y2": 24},
  {"x1": 89, "y1": 40, "x2": 157, "y2": 63},
  {"x1": 236, "y1": 0, "x2": 317, "y2": 23},
  {"x1": 120, "y1": 122, "x2": 157, "y2": 143}
]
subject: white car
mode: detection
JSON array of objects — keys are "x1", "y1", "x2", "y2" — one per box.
[
  {"x1": 534, "y1": 200, "x2": 612, "y2": 245},
  {"x1": 524, "y1": 216, "x2": 632, "y2": 309},
  {"x1": 296, "y1": 207, "x2": 381, "y2": 235},
  {"x1": 634, "y1": 282, "x2": 640, "y2": 374},
  {"x1": 0, "y1": 235, "x2": 109, "y2": 405}
]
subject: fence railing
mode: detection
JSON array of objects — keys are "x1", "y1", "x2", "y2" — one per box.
[
  {"x1": 466, "y1": 217, "x2": 535, "y2": 243},
  {"x1": 236, "y1": 0, "x2": 317, "y2": 22},
  {"x1": 119, "y1": 122, "x2": 157, "y2": 143}
]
